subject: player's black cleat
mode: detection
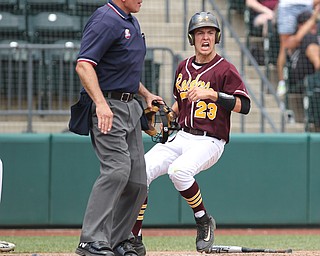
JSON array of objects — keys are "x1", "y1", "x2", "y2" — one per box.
[
  {"x1": 195, "y1": 213, "x2": 216, "y2": 253},
  {"x1": 114, "y1": 240, "x2": 138, "y2": 256},
  {"x1": 75, "y1": 241, "x2": 115, "y2": 256},
  {"x1": 131, "y1": 235, "x2": 146, "y2": 256}
]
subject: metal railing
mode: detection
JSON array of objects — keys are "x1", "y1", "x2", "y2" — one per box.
[
  {"x1": 207, "y1": 0, "x2": 286, "y2": 132},
  {"x1": 0, "y1": 43, "x2": 179, "y2": 133},
  {"x1": 166, "y1": 0, "x2": 286, "y2": 132},
  {"x1": 0, "y1": 0, "x2": 294, "y2": 133}
]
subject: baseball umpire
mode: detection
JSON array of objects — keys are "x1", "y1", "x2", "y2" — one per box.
[
  {"x1": 74, "y1": 1, "x2": 162, "y2": 256},
  {"x1": 131, "y1": 11, "x2": 251, "y2": 255}
]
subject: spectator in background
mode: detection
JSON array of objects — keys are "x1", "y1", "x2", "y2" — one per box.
[
  {"x1": 245, "y1": 0, "x2": 279, "y2": 37},
  {"x1": 285, "y1": 6, "x2": 320, "y2": 89},
  {"x1": 276, "y1": 0, "x2": 319, "y2": 97}
]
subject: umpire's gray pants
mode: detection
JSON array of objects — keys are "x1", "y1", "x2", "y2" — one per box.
[{"x1": 80, "y1": 98, "x2": 147, "y2": 248}]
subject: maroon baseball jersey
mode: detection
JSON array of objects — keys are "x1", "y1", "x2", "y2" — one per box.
[
  {"x1": 259, "y1": 0, "x2": 278, "y2": 11},
  {"x1": 173, "y1": 54, "x2": 250, "y2": 143}
]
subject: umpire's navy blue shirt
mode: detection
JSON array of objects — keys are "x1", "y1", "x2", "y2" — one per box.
[{"x1": 77, "y1": 1, "x2": 146, "y2": 93}]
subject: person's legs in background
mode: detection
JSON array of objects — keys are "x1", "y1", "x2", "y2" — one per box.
[
  {"x1": 276, "y1": 4, "x2": 313, "y2": 97},
  {"x1": 277, "y1": 33, "x2": 291, "y2": 97}
]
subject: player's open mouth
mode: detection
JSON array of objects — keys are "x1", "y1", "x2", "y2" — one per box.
[{"x1": 201, "y1": 42, "x2": 210, "y2": 49}]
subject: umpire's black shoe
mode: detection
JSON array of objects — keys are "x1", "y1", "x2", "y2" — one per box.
[
  {"x1": 131, "y1": 235, "x2": 146, "y2": 256},
  {"x1": 114, "y1": 240, "x2": 138, "y2": 256},
  {"x1": 195, "y1": 213, "x2": 216, "y2": 253},
  {"x1": 75, "y1": 241, "x2": 115, "y2": 256}
]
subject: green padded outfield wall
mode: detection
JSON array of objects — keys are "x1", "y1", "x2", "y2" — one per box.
[
  {"x1": 180, "y1": 134, "x2": 309, "y2": 226},
  {"x1": 49, "y1": 134, "x2": 180, "y2": 227},
  {"x1": 49, "y1": 134, "x2": 99, "y2": 225},
  {"x1": 0, "y1": 134, "x2": 51, "y2": 226},
  {"x1": 49, "y1": 134, "x2": 179, "y2": 226},
  {"x1": 140, "y1": 135, "x2": 180, "y2": 226},
  {"x1": 0, "y1": 133, "x2": 319, "y2": 227},
  {"x1": 309, "y1": 134, "x2": 320, "y2": 224}
]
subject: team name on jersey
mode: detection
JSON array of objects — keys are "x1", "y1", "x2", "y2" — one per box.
[{"x1": 175, "y1": 73, "x2": 212, "y2": 100}]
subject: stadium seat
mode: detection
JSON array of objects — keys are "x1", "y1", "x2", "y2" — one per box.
[
  {"x1": 283, "y1": 53, "x2": 305, "y2": 123},
  {"x1": 0, "y1": 40, "x2": 42, "y2": 102},
  {"x1": 244, "y1": 7, "x2": 264, "y2": 65},
  {"x1": 50, "y1": 39, "x2": 80, "y2": 61},
  {"x1": 27, "y1": 12, "x2": 82, "y2": 43},
  {"x1": 0, "y1": 0, "x2": 20, "y2": 13},
  {"x1": 265, "y1": 21, "x2": 279, "y2": 66},
  {"x1": 304, "y1": 71, "x2": 320, "y2": 131},
  {"x1": 142, "y1": 49, "x2": 160, "y2": 95},
  {"x1": 26, "y1": 0, "x2": 70, "y2": 15},
  {"x1": 0, "y1": 39, "x2": 29, "y2": 61},
  {"x1": 43, "y1": 40, "x2": 81, "y2": 101},
  {"x1": 74, "y1": 0, "x2": 108, "y2": 16},
  {"x1": 227, "y1": 0, "x2": 245, "y2": 23},
  {"x1": 245, "y1": 8, "x2": 279, "y2": 67},
  {"x1": 244, "y1": 7, "x2": 263, "y2": 44},
  {"x1": 244, "y1": 7, "x2": 264, "y2": 35},
  {"x1": 0, "y1": 12, "x2": 27, "y2": 40}
]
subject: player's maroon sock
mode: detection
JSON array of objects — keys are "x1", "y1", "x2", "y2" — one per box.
[
  {"x1": 179, "y1": 181, "x2": 206, "y2": 215},
  {"x1": 132, "y1": 197, "x2": 148, "y2": 236}
]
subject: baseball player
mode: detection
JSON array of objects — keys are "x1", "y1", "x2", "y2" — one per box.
[{"x1": 131, "y1": 12, "x2": 251, "y2": 255}]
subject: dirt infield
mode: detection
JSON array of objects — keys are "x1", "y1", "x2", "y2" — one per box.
[
  {"x1": 2, "y1": 251, "x2": 320, "y2": 256},
  {"x1": 1, "y1": 228, "x2": 320, "y2": 256},
  {"x1": 2, "y1": 252, "x2": 319, "y2": 256},
  {"x1": 2, "y1": 228, "x2": 320, "y2": 236}
]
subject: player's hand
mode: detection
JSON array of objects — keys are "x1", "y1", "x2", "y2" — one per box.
[
  {"x1": 145, "y1": 94, "x2": 163, "y2": 110},
  {"x1": 187, "y1": 86, "x2": 214, "y2": 102},
  {"x1": 96, "y1": 102, "x2": 113, "y2": 134}
]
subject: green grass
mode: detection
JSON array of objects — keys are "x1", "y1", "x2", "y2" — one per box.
[{"x1": 1, "y1": 234, "x2": 320, "y2": 253}]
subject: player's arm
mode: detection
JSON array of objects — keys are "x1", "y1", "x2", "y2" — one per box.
[
  {"x1": 75, "y1": 61, "x2": 113, "y2": 134},
  {"x1": 138, "y1": 82, "x2": 163, "y2": 110},
  {"x1": 167, "y1": 101, "x2": 179, "y2": 121},
  {"x1": 215, "y1": 92, "x2": 250, "y2": 114},
  {"x1": 187, "y1": 87, "x2": 250, "y2": 114},
  {"x1": 171, "y1": 101, "x2": 179, "y2": 116},
  {"x1": 233, "y1": 95, "x2": 250, "y2": 114}
]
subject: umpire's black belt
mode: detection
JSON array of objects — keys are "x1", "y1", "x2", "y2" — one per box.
[
  {"x1": 182, "y1": 127, "x2": 221, "y2": 140},
  {"x1": 103, "y1": 91, "x2": 135, "y2": 102}
]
